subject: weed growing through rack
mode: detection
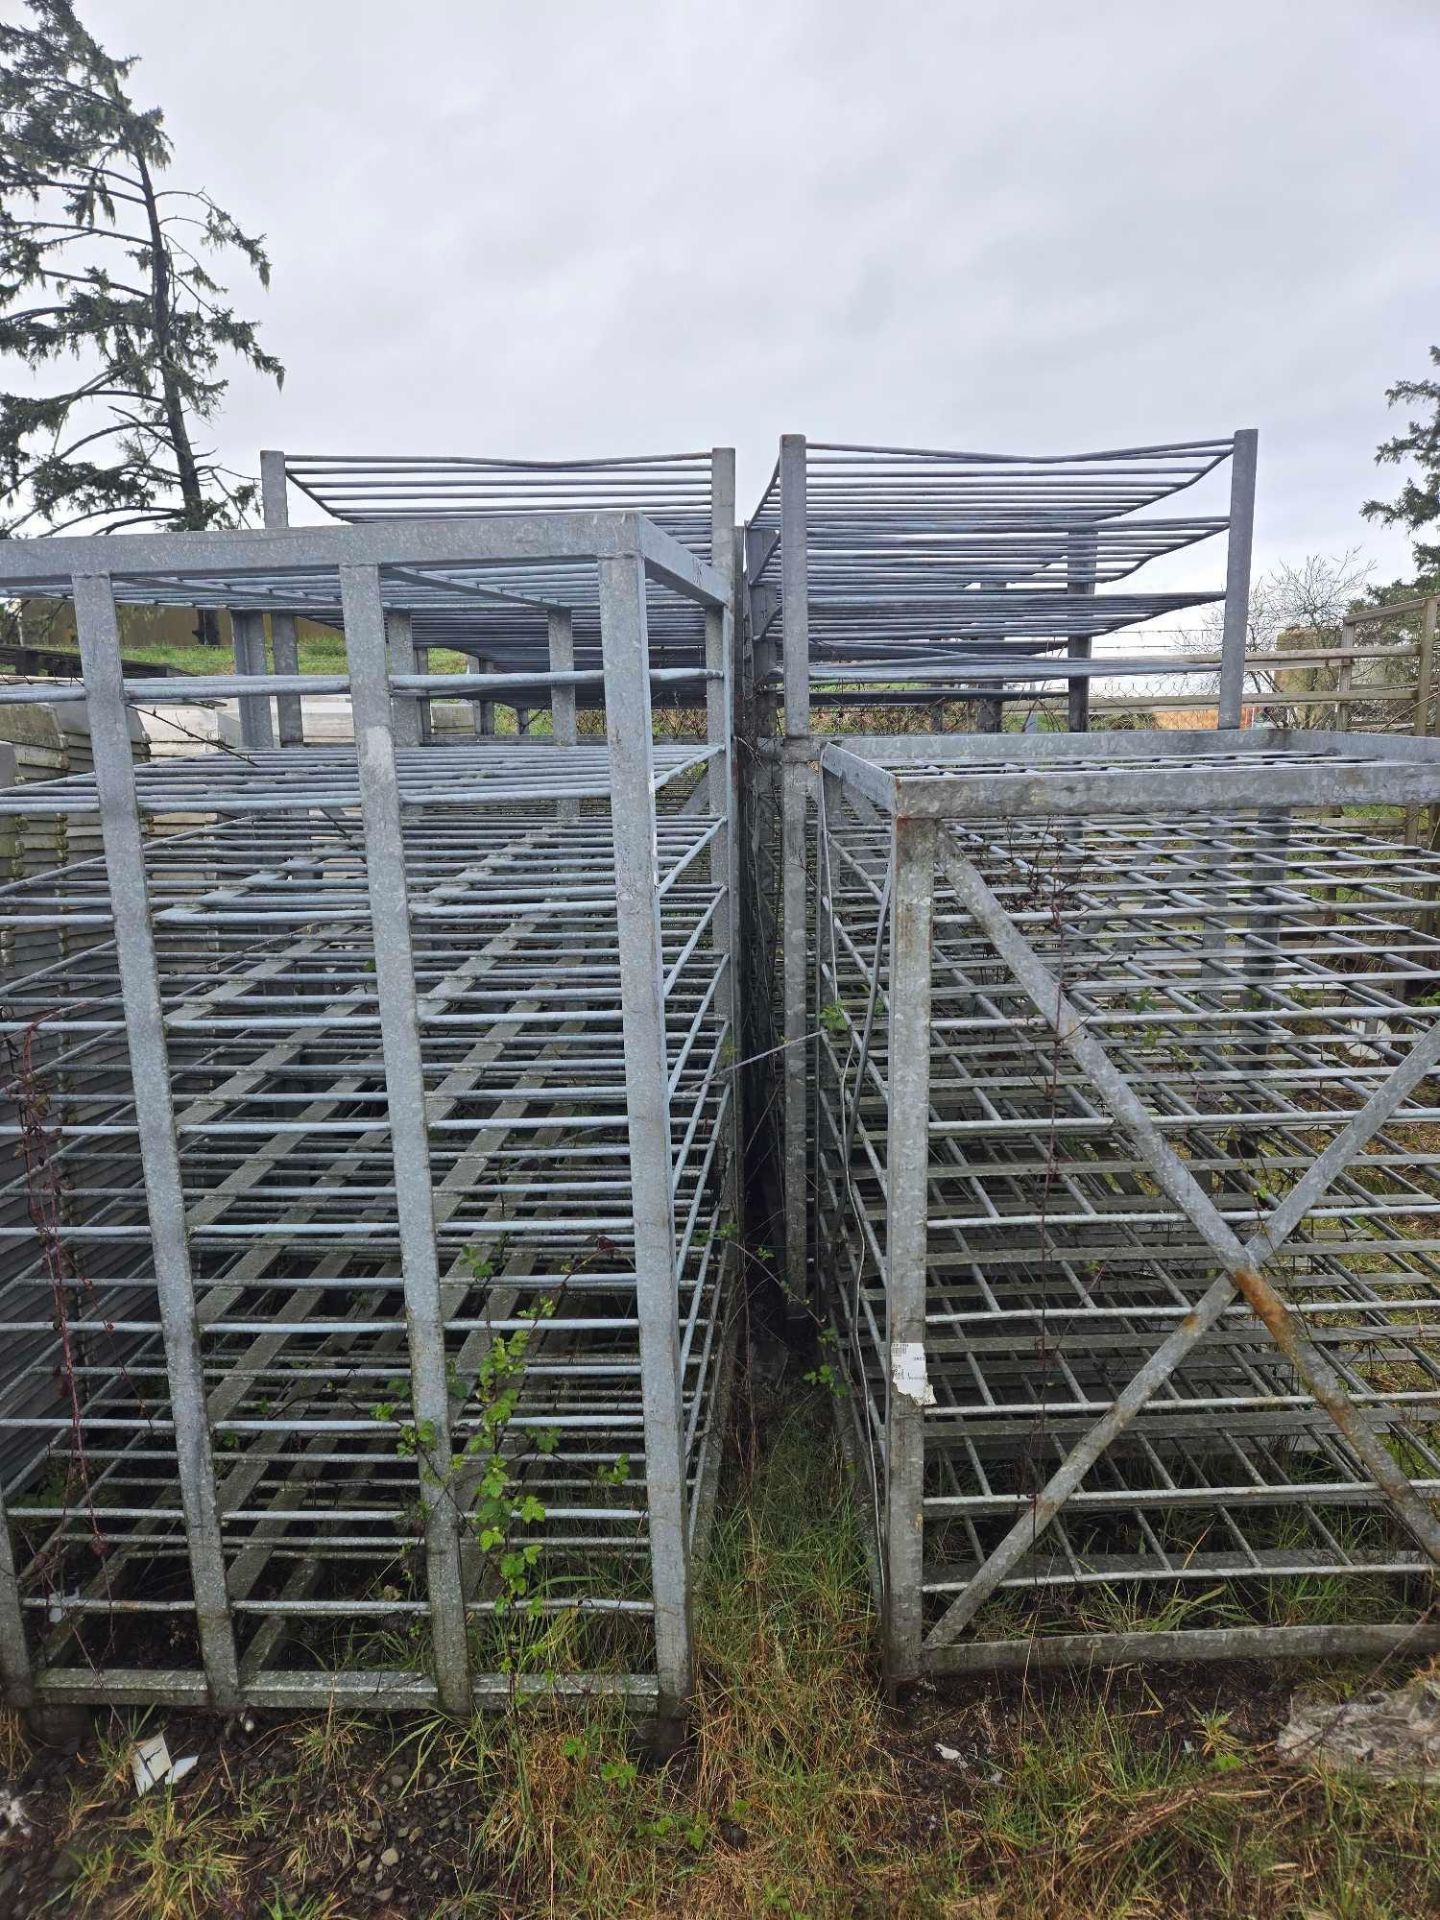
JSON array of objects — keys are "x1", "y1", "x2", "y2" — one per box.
[{"x1": 367, "y1": 1244, "x2": 583, "y2": 1666}]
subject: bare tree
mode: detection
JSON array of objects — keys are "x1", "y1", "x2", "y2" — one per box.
[
  {"x1": 1197, "y1": 549, "x2": 1375, "y2": 653},
  {"x1": 1177, "y1": 551, "x2": 1401, "y2": 728}
]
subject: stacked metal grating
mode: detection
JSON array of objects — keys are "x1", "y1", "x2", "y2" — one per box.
[
  {"x1": 6, "y1": 419, "x2": 1440, "y2": 1726},
  {"x1": 0, "y1": 487, "x2": 737, "y2": 1725},
  {"x1": 744, "y1": 434, "x2": 1255, "y2": 723},
  {"x1": 748, "y1": 429, "x2": 1440, "y2": 1677},
  {"x1": 275, "y1": 448, "x2": 727, "y2": 694}
]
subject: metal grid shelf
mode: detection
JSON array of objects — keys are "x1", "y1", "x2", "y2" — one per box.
[
  {"x1": 808, "y1": 728, "x2": 1440, "y2": 1677},
  {"x1": 0, "y1": 743, "x2": 718, "y2": 818},
  {"x1": 744, "y1": 431, "x2": 1261, "y2": 1333}
]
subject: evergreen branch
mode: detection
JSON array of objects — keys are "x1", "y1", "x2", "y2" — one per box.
[{"x1": 0, "y1": 0, "x2": 284, "y2": 537}]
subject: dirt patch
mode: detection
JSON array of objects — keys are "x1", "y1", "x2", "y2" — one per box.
[
  {"x1": 0, "y1": 1658, "x2": 1390, "y2": 1912},
  {"x1": 0, "y1": 1710, "x2": 505, "y2": 1917}
]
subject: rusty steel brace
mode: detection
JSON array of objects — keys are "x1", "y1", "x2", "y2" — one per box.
[{"x1": 924, "y1": 843, "x2": 1440, "y2": 1653}]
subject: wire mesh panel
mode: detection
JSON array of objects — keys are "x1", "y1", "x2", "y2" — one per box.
[
  {"x1": 811, "y1": 732, "x2": 1440, "y2": 1674},
  {"x1": 0, "y1": 763, "x2": 732, "y2": 1706},
  {"x1": 745, "y1": 431, "x2": 1258, "y2": 1327}
]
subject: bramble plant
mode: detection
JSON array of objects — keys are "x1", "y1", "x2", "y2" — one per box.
[
  {"x1": 803, "y1": 1361, "x2": 846, "y2": 1399},
  {"x1": 370, "y1": 1267, "x2": 557, "y2": 1632},
  {"x1": 462, "y1": 1302, "x2": 554, "y2": 1617}
]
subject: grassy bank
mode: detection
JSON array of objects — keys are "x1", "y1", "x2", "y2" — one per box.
[
  {"x1": 10, "y1": 629, "x2": 474, "y2": 680},
  {"x1": 2, "y1": 1395, "x2": 1439, "y2": 1917}
]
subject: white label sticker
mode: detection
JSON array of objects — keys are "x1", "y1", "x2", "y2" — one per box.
[{"x1": 891, "y1": 1340, "x2": 935, "y2": 1406}]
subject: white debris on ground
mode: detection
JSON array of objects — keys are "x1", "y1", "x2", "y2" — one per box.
[
  {"x1": 129, "y1": 1732, "x2": 199, "y2": 1796},
  {"x1": 0, "y1": 1788, "x2": 30, "y2": 1840},
  {"x1": 1278, "y1": 1674, "x2": 1440, "y2": 1781},
  {"x1": 1340, "y1": 1016, "x2": 1396, "y2": 1064},
  {"x1": 934, "y1": 1740, "x2": 1003, "y2": 1784}
]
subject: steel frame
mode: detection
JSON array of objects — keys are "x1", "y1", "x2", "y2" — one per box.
[
  {"x1": 811, "y1": 728, "x2": 1440, "y2": 1676},
  {"x1": 0, "y1": 504, "x2": 738, "y2": 1724}
]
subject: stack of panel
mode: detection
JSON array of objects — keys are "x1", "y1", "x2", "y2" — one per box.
[{"x1": 745, "y1": 435, "x2": 1248, "y2": 719}]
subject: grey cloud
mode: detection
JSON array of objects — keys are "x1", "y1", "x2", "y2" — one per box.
[{"x1": 75, "y1": 0, "x2": 1440, "y2": 572}]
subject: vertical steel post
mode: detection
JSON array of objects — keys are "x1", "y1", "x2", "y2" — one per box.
[
  {"x1": 1406, "y1": 596, "x2": 1436, "y2": 845},
  {"x1": 73, "y1": 572, "x2": 241, "y2": 1708},
  {"x1": 779, "y1": 434, "x2": 811, "y2": 1312},
  {"x1": 470, "y1": 657, "x2": 495, "y2": 737},
  {"x1": 259, "y1": 450, "x2": 304, "y2": 747},
  {"x1": 597, "y1": 543, "x2": 693, "y2": 1724},
  {"x1": 231, "y1": 609, "x2": 275, "y2": 752},
  {"x1": 1218, "y1": 428, "x2": 1259, "y2": 730},
  {"x1": 884, "y1": 815, "x2": 937, "y2": 1682},
  {"x1": 0, "y1": 1515, "x2": 31, "y2": 1709},
  {"x1": 735, "y1": 522, "x2": 765, "y2": 1107},
  {"x1": 779, "y1": 445, "x2": 811, "y2": 754},
  {"x1": 414, "y1": 644, "x2": 435, "y2": 744},
  {"x1": 1327, "y1": 621, "x2": 1357, "y2": 835},
  {"x1": 548, "y1": 608, "x2": 577, "y2": 749},
  {"x1": 385, "y1": 610, "x2": 422, "y2": 749},
  {"x1": 707, "y1": 450, "x2": 737, "y2": 965},
  {"x1": 706, "y1": 449, "x2": 737, "y2": 831},
  {"x1": 1418, "y1": 597, "x2": 1438, "y2": 740},
  {"x1": 1413, "y1": 595, "x2": 1436, "y2": 844},
  {"x1": 1066, "y1": 528, "x2": 1098, "y2": 732},
  {"x1": 549, "y1": 608, "x2": 578, "y2": 823},
  {"x1": 975, "y1": 691, "x2": 1004, "y2": 733},
  {"x1": 708, "y1": 450, "x2": 742, "y2": 1240},
  {"x1": 0, "y1": 890, "x2": 31, "y2": 1703},
  {"x1": 338, "y1": 564, "x2": 471, "y2": 1715}
]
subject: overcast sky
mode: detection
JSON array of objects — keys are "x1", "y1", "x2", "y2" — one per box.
[{"x1": 81, "y1": 0, "x2": 1440, "y2": 579}]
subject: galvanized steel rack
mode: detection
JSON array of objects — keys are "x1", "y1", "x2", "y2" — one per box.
[
  {"x1": 0, "y1": 502, "x2": 738, "y2": 1726},
  {"x1": 745, "y1": 431, "x2": 1258, "y2": 1316},
  {"x1": 809, "y1": 728, "x2": 1440, "y2": 1676}
]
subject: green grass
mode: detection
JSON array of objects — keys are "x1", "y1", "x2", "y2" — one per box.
[
  {"x1": 6, "y1": 1397, "x2": 1440, "y2": 1917},
  {"x1": 22, "y1": 629, "x2": 475, "y2": 679}
]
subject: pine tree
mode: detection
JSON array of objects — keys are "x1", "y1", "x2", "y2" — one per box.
[
  {"x1": 0, "y1": 0, "x2": 283, "y2": 643},
  {"x1": 1364, "y1": 345, "x2": 1440, "y2": 579}
]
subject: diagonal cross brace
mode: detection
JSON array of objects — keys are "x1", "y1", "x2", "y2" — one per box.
[{"x1": 925, "y1": 842, "x2": 1440, "y2": 1652}]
